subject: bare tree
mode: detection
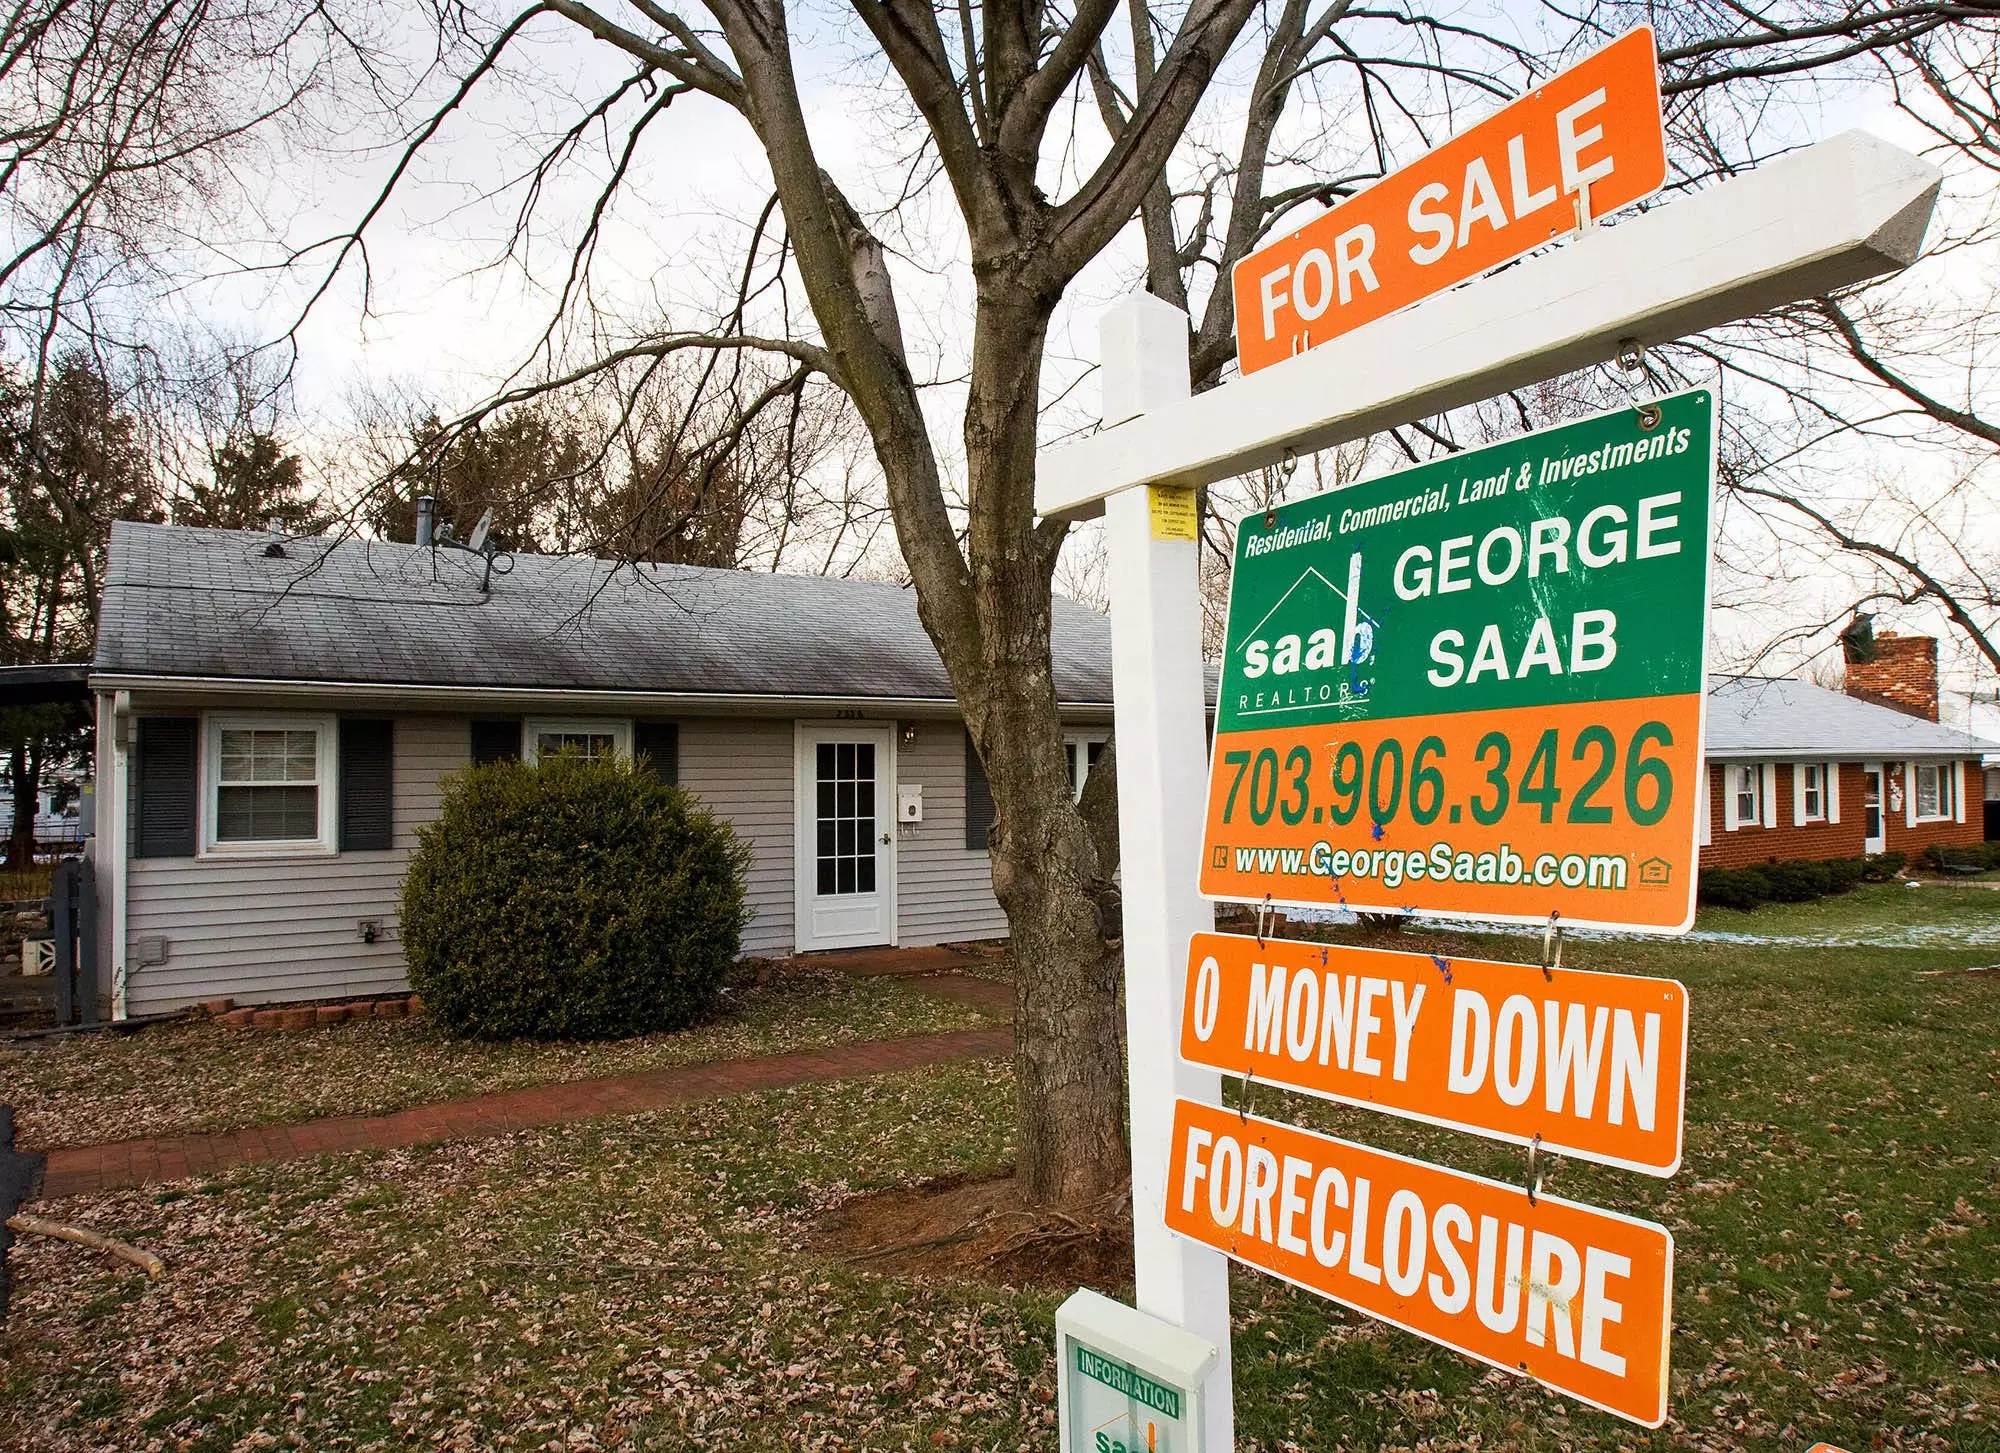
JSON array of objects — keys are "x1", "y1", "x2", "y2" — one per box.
[{"x1": 286, "y1": 0, "x2": 1994, "y2": 1212}]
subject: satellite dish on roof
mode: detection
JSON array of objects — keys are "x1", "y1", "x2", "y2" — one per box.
[{"x1": 467, "y1": 509, "x2": 493, "y2": 555}]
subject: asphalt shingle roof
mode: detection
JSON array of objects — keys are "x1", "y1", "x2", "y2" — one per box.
[
  {"x1": 93, "y1": 522, "x2": 1115, "y2": 705},
  {"x1": 91, "y1": 525, "x2": 1999, "y2": 756},
  {"x1": 1705, "y1": 674, "x2": 1994, "y2": 758}
]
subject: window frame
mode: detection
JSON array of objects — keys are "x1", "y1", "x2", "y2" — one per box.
[
  {"x1": 1912, "y1": 760, "x2": 1955, "y2": 823},
  {"x1": 200, "y1": 712, "x2": 339, "y2": 857},
  {"x1": 1798, "y1": 762, "x2": 1826, "y2": 823},
  {"x1": 1064, "y1": 731, "x2": 1110, "y2": 803},
  {"x1": 523, "y1": 717, "x2": 632, "y2": 765},
  {"x1": 1730, "y1": 763, "x2": 1760, "y2": 829}
]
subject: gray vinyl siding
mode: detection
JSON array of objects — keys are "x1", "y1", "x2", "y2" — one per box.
[
  {"x1": 116, "y1": 706, "x2": 1026, "y2": 1010},
  {"x1": 895, "y1": 726, "x2": 1006, "y2": 945},
  {"x1": 122, "y1": 715, "x2": 465, "y2": 1015},
  {"x1": 677, "y1": 717, "x2": 796, "y2": 955}
]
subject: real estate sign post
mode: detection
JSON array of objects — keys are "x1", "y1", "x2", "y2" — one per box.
[
  {"x1": 1056, "y1": 31, "x2": 1939, "y2": 1445},
  {"x1": 1199, "y1": 388, "x2": 1716, "y2": 931}
]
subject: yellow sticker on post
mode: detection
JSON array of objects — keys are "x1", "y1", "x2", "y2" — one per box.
[{"x1": 1149, "y1": 486, "x2": 1198, "y2": 541}]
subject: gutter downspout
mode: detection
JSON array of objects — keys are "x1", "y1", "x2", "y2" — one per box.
[{"x1": 108, "y1": 689, "x2": 130, "y2": 1021}]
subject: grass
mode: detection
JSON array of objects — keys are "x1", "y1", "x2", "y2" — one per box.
[
  {"x1": 1688, "y1": 878, "x2": 2000, "y2": 943},
  {"x1": 0, "y1": 963, "x2": 1002, "y2": 1149},
  {"x1": 2, "y1": 895, "x2": 1996, "y2": 1451}
]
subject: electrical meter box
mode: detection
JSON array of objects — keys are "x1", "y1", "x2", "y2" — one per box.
[
  {"x1": 1055, "y1": 1288, "x2": 1217, "y2": 1453},
  {"x1": 898, "y1": 784, "x2": 924, "y2": 822}
]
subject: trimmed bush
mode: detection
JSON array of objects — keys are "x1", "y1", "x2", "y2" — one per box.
[
  {"x1": 1697, "y1": 854, "x2": 1875, "y2": 912},
  {"x1": 1860, "y1": 851, "x2": 1907, "y2": 882},
  {"x1": 1824, "y1": 856, "x2": 1868, "y2": 894},
  {"x1": 401, "y1": 754, "x2": 751, "y2": 1040},
  {"x1": 1921, "y1": 841, "x2": 2000, "y2": 873},
  {"x1": 1697, "y1": 866, "x2": 1766, "y2": 911},
  {"x1": 1763, "y1": 859, "x2": 1833, "y2": 902}
]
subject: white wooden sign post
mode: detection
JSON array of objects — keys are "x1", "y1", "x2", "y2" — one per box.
[
  {"x1": 1059, "y1": 124, "x2": 1939, "y2": 1452},
  {"x1": 1100, "y1": 291, "x2": 1237, "y2": 1451}
]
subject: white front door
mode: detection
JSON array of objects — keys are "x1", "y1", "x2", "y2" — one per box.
[{"x1": 794, "y1": 723, "x2": 897, "y2": 951}]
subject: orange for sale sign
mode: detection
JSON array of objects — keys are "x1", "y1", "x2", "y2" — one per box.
[
  {"x1": 1233, "y1": 25, "x2": 1665, "y2": 376},
  {"x1": 1166, "y1": 1098, "x2": 1675, "y2": 1427},
  {"x1": 1181, "y1": 932, "x2": 1688, "y2": 1175}
]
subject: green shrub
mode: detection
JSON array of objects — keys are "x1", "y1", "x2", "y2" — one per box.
[
  {"x1": 1861, "y1": 851, "x2": 1906, "y2": 882},
  {"x1": 401, "y1": 754, "x2": 751, "y2": 1040},
  {"x1": 1698, "y1": 867, "x2": 1768, "y2": 911},
  {"x1": 1763, "y1": 859, "x2": 1834, "y2": 902},
  {"x1": 1824, "y1": 856, "x2": 1868, "y2": 893}
]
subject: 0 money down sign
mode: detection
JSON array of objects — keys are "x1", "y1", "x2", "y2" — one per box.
[{"x1": 1199, "y1": 388, "x2": 1716, "y2": 932}]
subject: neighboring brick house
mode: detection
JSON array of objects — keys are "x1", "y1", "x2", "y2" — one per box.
[{"x1": 1700, "y1": 646, "x2": 1995, "y2": 869}]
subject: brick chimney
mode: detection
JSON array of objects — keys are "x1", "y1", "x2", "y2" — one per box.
[{"x1": 1844, "y1": 632, "x2": 1939, "y2": 722}]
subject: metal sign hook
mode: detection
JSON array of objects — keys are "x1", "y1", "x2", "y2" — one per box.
[{"x1": 1616, "y1": 338, "x2": 1663, "y2": 431}]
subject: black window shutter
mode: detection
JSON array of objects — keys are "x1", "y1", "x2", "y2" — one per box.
[
  {"x1": 339, "y1": 719, "x2": 394, "y2": 851},
  {"x1": 470, "y1": 717, "x2": 522, "y2": 765},
  {"x1": 965, "y1": 730, "x2": 997, "y2": 852},
  {"x1": 633, "y1": 720, "x2": 679, "y2": 784},
  {"x1": 134, "y1": 718, "x2": 198, "y2": 858}
]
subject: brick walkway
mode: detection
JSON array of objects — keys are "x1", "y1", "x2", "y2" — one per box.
[{"x1": 35, "y1": 1027, "x2": 1012, "y2": 1201}]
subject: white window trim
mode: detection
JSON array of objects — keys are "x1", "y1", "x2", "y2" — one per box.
[
  {"x1": 1697, "y1": 763, "x2": 1711, "y2": 846},
  {"x1": 200, "y1": 712, "x2": 339, "y2": 858},
  {"x1": 1760, "y1": 763, "x2": 1779, "y2": 829},
  {"x1": 524, "y1": 718, "x2": 633, "y2": 764},
  {"x1": 1793, "y1": 762, "x2": 1827, "y2": 826},
  {"x1": 1911, "y1": 759, "x2": 1956, "y2": 824},
  {"x1": 1825, "y1": 761, "x2": 1841, "y2": 824},
  {"x1": 1723, "y1": 762, "x2": 1756, "y2": 832},
  {"x1": 1064, "y1": 731, "x2": 1110, "y2": 803},
  {"x1": 1954, "y1": 760, "x2": 1966, "y2": 824}
]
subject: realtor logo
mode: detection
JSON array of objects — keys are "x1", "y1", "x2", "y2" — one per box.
[
  {"x1": 1638, "y1": 856, "x2": 1672, "y2": 886},
  {"x1": 1212, "y1": 845, "x2": 1230, "y2": 870}
]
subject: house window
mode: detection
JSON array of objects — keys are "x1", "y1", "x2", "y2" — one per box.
[
  {"x1": 1800, "y1": 763, "x2": 1826, "y2": 821},
  {"x1": 1066, "y1": 735, "x2": 1108, "y2": 801},
  {"x1": 525, "y1": 719, "x2": 631, "y2": 764},
  {"x1": 1732, "y1": 764, "x2": 1760, "y2": 826},
  {"x1": 203, "y1": 715, "x2": 337, "y2": 853},
  {"x1": 1914, "y1": 762, "x2": 1954, "y2": 821}
]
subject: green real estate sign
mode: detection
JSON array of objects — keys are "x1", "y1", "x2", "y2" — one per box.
[{"x1": 1198, "y1": 389, "x2": 1716, "y2": 932}]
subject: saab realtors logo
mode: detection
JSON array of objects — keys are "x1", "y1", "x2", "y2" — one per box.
[{"x1": 1236, "y1": 551, "x2": 1378, "y2": 715}]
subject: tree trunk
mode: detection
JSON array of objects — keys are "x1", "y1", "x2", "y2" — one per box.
[
  {"x1": 959, "y1": 282, "x2": 1130, "y2": 1206},
  {"x1": 6, "y1": 745, "x2": 35, "y2": 871}
]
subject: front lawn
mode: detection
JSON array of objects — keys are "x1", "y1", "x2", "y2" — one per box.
[
  {"x1": 1, "y1": 962, "x2": 1000, "y2": 1149},
  {"x1": 1, "y1": 896, "x2": 1994, "y2": 1451}
]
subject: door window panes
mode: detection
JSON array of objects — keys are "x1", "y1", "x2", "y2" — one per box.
[{"x1": 815, "y1": 741, "x2": 876, "y2": 895}]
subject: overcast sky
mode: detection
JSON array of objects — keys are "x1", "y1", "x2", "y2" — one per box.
[{"x1": 188, "y1": 11, "x2": 1999, "y2": 734}]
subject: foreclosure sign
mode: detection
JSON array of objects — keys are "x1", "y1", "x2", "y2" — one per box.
[
  {"x1": 1198, "y1": 389, "x2": 1715, "y2": 931},
  {"x1": 1232, "y1": 26, "x2": 1666, "y2": 376},
  {"x1": 1165, "y1": 1098, "x2": 1675, "y2": 1426},
  {"x1": 1181, "y1": 932, "x2": 1688, "y2": 1174}
]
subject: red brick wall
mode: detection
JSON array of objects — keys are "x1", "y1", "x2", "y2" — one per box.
[
  {"x1": 1844, "y1": 634, "x2": 1939, "y2": 721},
  {"x1": 1699, "y1": 759, "x2": 1983, "y2": 868}
]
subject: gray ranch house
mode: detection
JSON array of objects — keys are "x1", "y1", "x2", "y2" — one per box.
[{"x1": 89, "y1": 522, "x2": 1114, "y2": 1017}]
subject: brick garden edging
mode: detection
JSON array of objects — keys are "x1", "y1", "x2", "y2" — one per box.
[
  {"x1": 202, "y1": 997, "x2": 422, "y2": 1032},
  {"x1": 34, "y1": 1027, "x2": 1013, "y2": 1201}
]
